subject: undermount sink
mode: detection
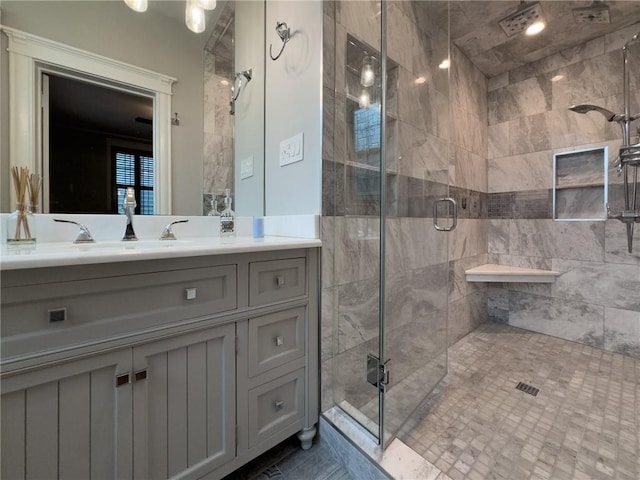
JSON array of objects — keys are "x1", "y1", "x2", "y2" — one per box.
[{"x1": 44, "y1": 239, "x2": 194, "y2": 251}]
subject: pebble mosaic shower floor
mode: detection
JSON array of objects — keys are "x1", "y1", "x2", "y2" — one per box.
[{"x1": 399, "y1": 323, "x2": 639, "y2": 480}]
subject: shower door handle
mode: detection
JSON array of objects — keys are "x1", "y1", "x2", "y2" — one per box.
[{"x1": 433, "y1": 198, "x2": 458, "y2": 232}]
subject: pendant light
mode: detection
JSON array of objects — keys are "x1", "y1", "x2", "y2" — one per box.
[
  {"x1": 186, "y1": 0, "x2": 206, "y2": 33},
  {"x1": 360, "y1": 55, "x2": 375, "y2": 87},
  {"x1": 124, "y1": 0, "x2": 147, "y2": 13},
  {"x1": 198, "y1": 0, "x2": 217, "y2": 10}
]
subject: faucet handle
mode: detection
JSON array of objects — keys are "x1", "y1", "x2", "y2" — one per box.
[
  {"x1": 53, "y1": 219, "x2": 95, "y2": 244},
  {"x1": 160, "y1": 219, "x2": 189, "y2": 240}
]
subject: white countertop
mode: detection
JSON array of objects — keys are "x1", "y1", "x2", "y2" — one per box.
[
  {"x1": 1, "y1": 236, "x2": 322, "y2": 271},
  {"x1": 465, "y1": 264, "x2": 561, "y2": 283}
]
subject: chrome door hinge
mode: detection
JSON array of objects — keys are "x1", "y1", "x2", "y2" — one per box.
[{"x1": 367, "y1": 354, "x2": 390, "y2": 390}]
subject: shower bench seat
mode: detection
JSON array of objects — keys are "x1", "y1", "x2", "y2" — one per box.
[{"x1": 465, "y1": 264, "x2": 561, "y2": 283}]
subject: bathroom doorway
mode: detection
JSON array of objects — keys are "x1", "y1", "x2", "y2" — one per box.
[{"x1": 42, "y1": 71, "x2": 154, "y2": 214}]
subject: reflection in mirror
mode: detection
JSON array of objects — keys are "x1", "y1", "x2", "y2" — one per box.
[
  {"x1": 45, "y1": 72, "x2": 154, "y2": 214},
  {"x1": 203, "y1": 0, "x2": 265, "y2": 217},
  {"x1": 1, "y1": 1, "x2": 210, "y2": 215}
]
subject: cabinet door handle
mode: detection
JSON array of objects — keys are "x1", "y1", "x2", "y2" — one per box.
[
  {"x1": 116, "y1": 373, "x2": 130, "y2": 387},
  {"x1": 275, "y1": 335, "x2": 284, "y2": 346},
  {"x1": 134, "y1": 370, "x2": 147, "y2": 382},
  {"x1": 275, "y1": 275, "x2": 285, "y2": 287},
  {"x1": 274, "y1": 400, "x2": 284, "y2": 411}
]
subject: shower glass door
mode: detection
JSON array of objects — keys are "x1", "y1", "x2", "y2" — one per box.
[
  {"x1": 379, "y1": 1, "x2": 450, "y2": 447},
  {"x1": 330, "y1": 0, "x2": 449, "y2": 446}
]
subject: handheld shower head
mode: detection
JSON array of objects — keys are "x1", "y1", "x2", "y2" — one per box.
[{"x1": 569, "y1": 104, "x2": 621, "y2": 122}]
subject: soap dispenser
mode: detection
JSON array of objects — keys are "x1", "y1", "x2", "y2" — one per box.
[{"x1": 219, "y1": 188, "x2": 235, "y2": 237}]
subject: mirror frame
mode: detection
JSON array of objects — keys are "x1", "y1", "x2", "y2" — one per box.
[{"x1": 2, "y1": 26, "x2": 176, "y2": 214}]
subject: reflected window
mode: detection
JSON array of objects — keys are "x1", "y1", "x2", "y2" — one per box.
[
  {"x1": 354, "y1": 103, "x2": 381, "y2": 153},
  {"x1": 113, "y1": 148, "x2": 154, "y2": 214}
]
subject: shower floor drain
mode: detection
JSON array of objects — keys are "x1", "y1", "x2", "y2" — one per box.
[{"x1": 516, "y1": 381, "x2": 540, "y2": 396}]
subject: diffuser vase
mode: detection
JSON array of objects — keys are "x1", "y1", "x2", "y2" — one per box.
[{"x1": 7, "y1": 202, "x2": 36, "y2": 245}]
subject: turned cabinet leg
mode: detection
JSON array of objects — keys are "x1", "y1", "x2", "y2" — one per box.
[{"x1": 297, "y1": 425, "x2": 317, "y2": 450}]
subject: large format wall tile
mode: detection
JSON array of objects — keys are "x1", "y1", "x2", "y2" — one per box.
[
  {"x1": 604, "y1": 220, "x2": 640, "y2": 266},
  {"x1": 448, "y1": 290, "x2": 487, "y2": 346},
  {"x1": 508, "y1": 113, "x2": 551, "y2": 156},
  {"x1": 509, "y1": 291, "x2": 604, "y2": 348},
  {"x1": 488, "y1": 76, "x2": 551, "y2": 125},
  {"x1": 509, "y1": 220, "x2": 605, "y2": 262},
  {"x1": 488, "y1": 151, "x2": 552, "y2": 193},
  {"x1": 449, "y1": 146, "x2": 487, "y2": 193},
  {"x1": 449, "y1": 219, "x2": 488, "y2": 261},
  {"x1": 552, "y1": 259, "x2": 640, "y2": 312},
  {"x1": 488, "y1": 219, "x2": 510, "y2": 254},
  {"x1": 337, "y1": 277, "x2": 379, "y2": 353},
  {"x1": 604, "y1": 307, "x2": 640, "y2": 358},
  {"x1": 488, "y1": 122, "x2": 509, "y2": 160},
  {"x1": 333, "y1": 216, "x2": 380, "y2": 285},
  {"x1": 551, "y1": 50, "x2": 622, "y2": 110},
  {"x1": 449, "y1": 254, "x2": 488, "y2": 304}
]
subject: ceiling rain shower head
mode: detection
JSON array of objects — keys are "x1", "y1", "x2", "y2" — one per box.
[
  {"x1": 499, "y1": 1, "x2": 545, "y2": 38},
  {"x1": 572, "y1": 1, "x2": 611, "y2": 24}
]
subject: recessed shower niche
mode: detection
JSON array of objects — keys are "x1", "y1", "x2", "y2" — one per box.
[
  {"x1": 344, "y1": 35, "x2": 399, "y2": 215},
  {"x1": 553, "y1": 146, "x2": 608, "y2": 221}
]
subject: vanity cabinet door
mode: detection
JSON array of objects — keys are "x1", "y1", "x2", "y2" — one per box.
[
  {"x1": 132, "y1": 323, "x2": 236, "y2": 480},
  {"x1": 0, "y1": 350, "x2": 132, "y2": 480}
]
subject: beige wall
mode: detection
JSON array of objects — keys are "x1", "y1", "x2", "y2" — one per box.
[{"x1": 0, "y1": 0, "x2": 206, "y2": 215}]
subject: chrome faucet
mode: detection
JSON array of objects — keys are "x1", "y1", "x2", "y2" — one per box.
[
  {"x1": 122, "y1": 187, "x2": 138, "y2": 241},
  {"x1": 53, "y1": 219, "x2": 95, "y2": 243}
]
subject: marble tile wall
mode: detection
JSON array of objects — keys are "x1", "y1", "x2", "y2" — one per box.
[{"x1": 487, "y1": 26, "x2": 640, "y2": 358}]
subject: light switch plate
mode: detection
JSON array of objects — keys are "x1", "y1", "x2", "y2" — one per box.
[
  {"x1": 240, "y1": 156, "x2": 254, "y2": 179},
  {"x1": 279, "y1": 132, "x2": 304, "y2": 167}
]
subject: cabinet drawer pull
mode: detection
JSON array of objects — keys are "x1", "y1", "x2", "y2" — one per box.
[
  {"x1": 135, "y1": 370, "x2": 147, "y2": 382},
  {"x1": 116, "y1": 373, "x2": 130, "y2": 387},
  {"x1": 275, "y1": 275, "x2": 285, "y2": 287},
  {"x1": 275, "y1": 335, "x2": 284, "y2": 346},
  {"x1": 274, "y1": 400, "x2": 284, "y2": 411}
]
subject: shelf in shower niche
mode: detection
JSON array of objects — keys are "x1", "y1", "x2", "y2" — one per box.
[{"x1": 465, "y1": 264, "x2": 561, "y2": 283}]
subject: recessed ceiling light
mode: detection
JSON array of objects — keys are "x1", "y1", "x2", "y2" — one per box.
[
  {"x1": 220, "y1": 79, "x2": 229, "y2": 86},
  {"x1": 438, "y1": 59, "x2": 450, "y2": 70},
  {"x1": 415, "y1": 76, "x2": 427, "y2": 85},
  {"x1": 551, "y1": 75, "x2": 564, "y2": 82},
  {"x1": 525, "y1": 21, "x2": 546, "y2": 36}
]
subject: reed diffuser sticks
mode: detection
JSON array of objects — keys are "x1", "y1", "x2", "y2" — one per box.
[{"x1": 8, "y1": 166, "x2": 38, "y2": 243}]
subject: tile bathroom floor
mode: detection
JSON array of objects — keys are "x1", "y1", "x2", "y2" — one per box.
[
  {"x1": 398, "y1": 323, "x2": 640, "y2": 480},
  {"x1": 222, "y1": 435, "x2": 356, "y2": 480}
]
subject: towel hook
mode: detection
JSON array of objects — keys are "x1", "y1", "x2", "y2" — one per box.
[{"x1": 269, "y1": 21, "x2": 290, "y2": 61}]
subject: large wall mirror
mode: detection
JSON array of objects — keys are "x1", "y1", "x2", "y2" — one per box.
[{"x1": 0, "y1": 0, "x2": 265, "y2": 217}]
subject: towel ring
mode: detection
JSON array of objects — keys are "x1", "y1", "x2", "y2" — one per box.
[{"x1": 270, "y1": 21, "x2": 290, "y2": 61}]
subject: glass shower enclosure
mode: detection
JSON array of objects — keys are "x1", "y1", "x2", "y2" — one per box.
[{"x1": 325, "y1": 0, "x2": 451, "y2": 448}]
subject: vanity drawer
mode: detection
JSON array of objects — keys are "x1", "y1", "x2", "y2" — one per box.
[
  {"x1": 248, "y1": 369, "x2": 305, "y2": 447},
  {"x1": 248, "y1": 258, "x2": 306, "y2": 306},
  {"x1": 248, "y1": 307, "x2": 305, "y2": 377},
  {"x1": 1, "y1": 265, "x2": 237, "y2": 360}
]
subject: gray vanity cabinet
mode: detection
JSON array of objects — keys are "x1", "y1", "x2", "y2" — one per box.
[
  {"x1": 132, "y1": 323, "x2": 236, "y2": 479},
  {"x1": 1, "y1": 349, "x2": 131, "y2": 480},
  {"x1": 0, "y1": 248, "x2": 319, "y2": 480}
]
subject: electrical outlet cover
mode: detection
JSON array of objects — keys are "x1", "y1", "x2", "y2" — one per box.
[
  {"x1": 240, "y1": 156, "x2": 254, "y2": 179},
  {"x1": 280, "y1": 132, "x2": 304, "y2": 166}
]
